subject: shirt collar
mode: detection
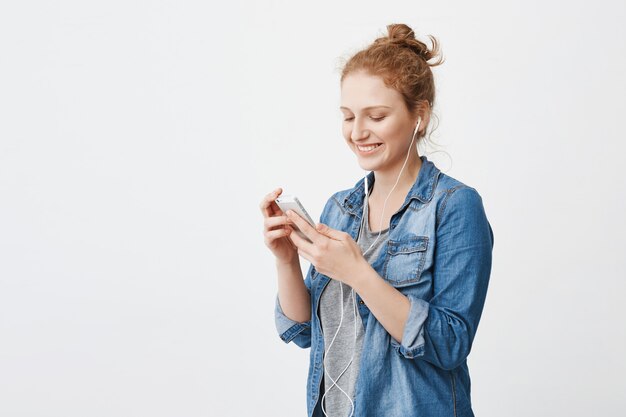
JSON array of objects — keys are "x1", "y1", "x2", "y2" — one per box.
[{"x1": 342, "y1": 155, "x2": 441, "y2": 214}]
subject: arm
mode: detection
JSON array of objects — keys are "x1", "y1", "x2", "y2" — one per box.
[
  {"x1": 274, "y1": 261, "x2": 314, "y2": 348},
  {"x1": 352, "y1": 186, "x2": 494, "y2": 370},
  {"x1": 274, "y1": 193, "x2": 337, "y2": 348},
  {"x1": 351, "y1": 265, "x2": 411, "y2": 344},
  {"x1": 276, "y1": 257, "x2": 311, "y2": 323}
]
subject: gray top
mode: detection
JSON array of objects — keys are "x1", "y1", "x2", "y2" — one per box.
[{"x1": 317, "y1": 198, "x2": 390, "y2": 416}]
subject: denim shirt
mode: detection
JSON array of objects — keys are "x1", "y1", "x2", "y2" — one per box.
[{"x1": 274, "y1": 155, "x2": 494, "y2": 417}]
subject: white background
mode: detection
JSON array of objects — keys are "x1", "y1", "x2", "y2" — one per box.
[{"x1": 1, "y1": 1, "x2": 625, "y2": 416}]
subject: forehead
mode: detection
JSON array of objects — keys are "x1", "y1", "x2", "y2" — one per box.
[{"x1": 340, "y1": 71, "x2": 402, "y2": 110}]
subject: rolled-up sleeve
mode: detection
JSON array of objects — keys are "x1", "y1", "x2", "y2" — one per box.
[
  {"x1": 392, "y1": 186, "x2": 494, "y2": 369},
  {"x1": 274, "y1": 272, "x2": 313, "y2": 348},
  {"x1": 273, "y1": 194, "x2": 338, "y2": 349},
  {"x1": 393, "y1": 295, "x2": 430, "y2": 358}
]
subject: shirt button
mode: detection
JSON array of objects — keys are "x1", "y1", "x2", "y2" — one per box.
[{"x1": 359, "y1": 300, "x2": 364, "y2": 305}]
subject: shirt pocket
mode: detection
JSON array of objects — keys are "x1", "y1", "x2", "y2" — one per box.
[{"x1": 382, "y1": 235, "x2": 429, "y2": 287}]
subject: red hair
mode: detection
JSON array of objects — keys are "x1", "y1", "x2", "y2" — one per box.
[{"x1": 338, "y1": 23, "x2": 445, "y2": 141}]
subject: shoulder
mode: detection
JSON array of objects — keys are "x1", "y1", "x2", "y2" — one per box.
[
  {"x1": 435, "y1": 170, "x2": 485, "y2": 202},
  {"x1": 435, "y1": 172, "x2": 483, "y2": 216},
  {"x1": 433, "y1": 171, "x2": 488, "y2": 226}
]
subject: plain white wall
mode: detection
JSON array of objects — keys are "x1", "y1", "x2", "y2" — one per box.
[{"x1": 1, "y1": 1, "x2": 624, "y2": 416}]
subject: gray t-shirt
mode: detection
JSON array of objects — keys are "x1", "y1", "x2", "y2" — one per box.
[{"x1": 317, "y1": 200, "x2": 390, "y2": 417}]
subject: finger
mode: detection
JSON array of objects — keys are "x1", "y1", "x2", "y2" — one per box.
[
  {"x1": 315, "y1": 222, "x2": 345, "y2": 241},
  {"x1": 296, "y1": 247, "x2": 312, "y2": 264},
  {"x1": 265, "y1": 227, "x2": 291, "y2": 242},
  {"x1": 262, "y1": 187, "x2": 283, "y2": 217},
  {"x1": 285, "y1": 226, "x2": 298, "y2": 251},
  {"x1": 260, "y1": 187, "x2": 283, "y2": 217},
  {"x1": 285, "y1": 210, "x2": 320, "y2": 246},
  {"x1": 264, "y1": 215, "x2": 294, "y2": 231},
  {"x1": 287, "y1": 223, "x2": 315, "y2": 255}
]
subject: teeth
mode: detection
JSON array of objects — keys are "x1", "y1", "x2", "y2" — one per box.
[{"x1": 358, "y1": 144, "x2": 381, "y2": 151}]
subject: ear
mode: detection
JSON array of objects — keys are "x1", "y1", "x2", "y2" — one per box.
[{"x1": 413, "y1": 100, "x2": 431, "y2": 134}]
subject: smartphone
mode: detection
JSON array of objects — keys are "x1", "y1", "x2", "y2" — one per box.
[{"x1": 275, "y1": 194, "x2": 316, "y2": 244}]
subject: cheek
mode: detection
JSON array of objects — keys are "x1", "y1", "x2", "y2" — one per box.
[
  {"x1": 379, "y1": 121, "x2": 405, "y2": 139},
  {"x1": 342, "y1": 125, "x2": 352, "y2": 140},
  {"x1": 380, "y1": 125, "x2": 411, "y2": 149}
]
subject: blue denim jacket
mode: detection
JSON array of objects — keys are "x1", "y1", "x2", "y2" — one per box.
[{"x1": 274, "y1": 155, "x2": 494, "y2": 417}]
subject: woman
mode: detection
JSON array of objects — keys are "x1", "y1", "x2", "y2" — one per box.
[{"x1": 260, "y1": 23, "x2": 494, "y2": 417}]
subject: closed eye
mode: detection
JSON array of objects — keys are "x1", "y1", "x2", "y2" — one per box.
[{"x1": 343, "y1": 116, "x2": 386, "y2": 122}]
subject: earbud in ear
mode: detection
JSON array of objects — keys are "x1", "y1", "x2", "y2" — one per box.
[{"x1": 412, "y1": 117, "x2": 422, "y2": 139}]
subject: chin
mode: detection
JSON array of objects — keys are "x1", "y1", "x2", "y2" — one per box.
[{"x1": 356, "y1": 158, "x2": 379, "y2": 171}]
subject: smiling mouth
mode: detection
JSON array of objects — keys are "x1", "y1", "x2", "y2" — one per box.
[{"x1": 356, "y1": 143, "x2": 383, "y2": 153}]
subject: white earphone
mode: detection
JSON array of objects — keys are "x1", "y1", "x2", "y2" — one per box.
[{"x1": 321, "y1": 117, "x2": 423, "y2": 417}]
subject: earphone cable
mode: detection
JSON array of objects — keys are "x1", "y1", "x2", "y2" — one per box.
[{"x1": 321, "y1": 117, "x2": 422, "y2": 417}]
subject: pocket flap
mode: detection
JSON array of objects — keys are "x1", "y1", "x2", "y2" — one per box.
[{"x1": 387, "y1": 236, "x2": 428, "y2": 255}]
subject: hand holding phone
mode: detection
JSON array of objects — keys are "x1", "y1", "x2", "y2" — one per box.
[{"x1": 274, "y1": 194, "x2": 316, "y2": 244}]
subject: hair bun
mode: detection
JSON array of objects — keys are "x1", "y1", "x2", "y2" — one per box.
[
  {"x1": 387, "y1": 23, "x2": 416, "y2": 42},
  {"x1": 385, "y1": 23, "x2": 433, "y2": 61}
]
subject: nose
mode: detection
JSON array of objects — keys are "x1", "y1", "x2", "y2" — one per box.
[{"x1": 351, "y1": 117, "x2": 369, "y2": 141}]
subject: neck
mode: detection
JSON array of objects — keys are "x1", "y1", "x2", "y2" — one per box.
[{"x1": 369, "y1": 155, "x2": 422, "y2": 201}]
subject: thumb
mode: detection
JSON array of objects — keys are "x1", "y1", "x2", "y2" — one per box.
[{"x1": 316, "y1": 223, "x2": 344, "y2": 240}]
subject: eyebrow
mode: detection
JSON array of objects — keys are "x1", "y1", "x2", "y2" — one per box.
[{"x1": 339, "y1": 105, "x2": 392, "y2": 111}]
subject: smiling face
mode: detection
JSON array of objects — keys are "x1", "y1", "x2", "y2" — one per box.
[{"x1": 340, "y1": 70, "x2": 422, "y2": 173}]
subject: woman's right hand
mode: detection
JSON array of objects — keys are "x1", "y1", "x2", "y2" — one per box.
[{"x1": 260, "y1": 187, "x2": 298, "y2": 264}]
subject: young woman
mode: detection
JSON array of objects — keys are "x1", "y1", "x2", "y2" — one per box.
[{"x1": 260, "y1": 23, "x2": 494, "y2": 417}]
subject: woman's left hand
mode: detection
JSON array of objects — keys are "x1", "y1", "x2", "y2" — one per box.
[{"x1": 285, "y1": 209, "x2": 367, "y2": 286}]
